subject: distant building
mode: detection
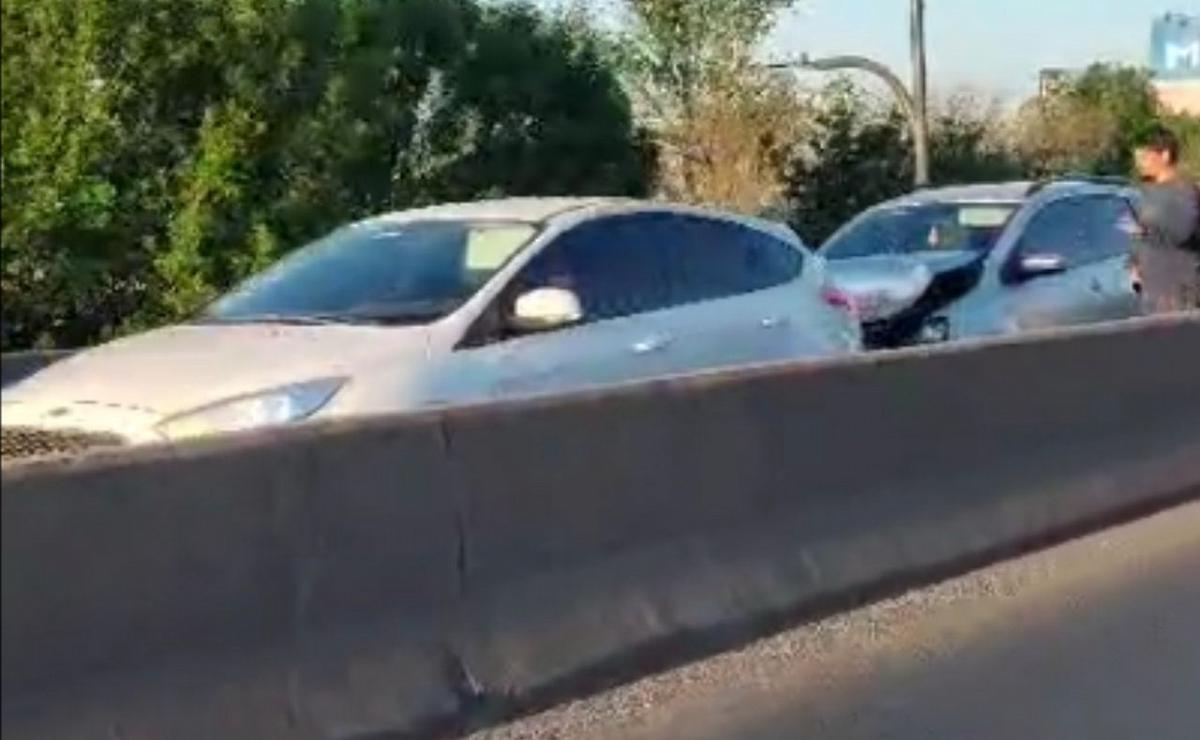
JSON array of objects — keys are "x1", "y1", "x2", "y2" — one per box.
[
  {"x1": 1035, "y1": 14, "x2": 1199, "y2": 114},
  {"x1": 1151, "y1": 12, "x2": 1200, "y2": 114}
]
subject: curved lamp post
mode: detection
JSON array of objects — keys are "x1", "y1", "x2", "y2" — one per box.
[{"x1": 768, "y1": 1, "x2": 931, "y2": 188}]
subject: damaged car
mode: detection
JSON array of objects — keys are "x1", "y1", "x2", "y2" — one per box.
[{"x1": 820, "y1": 178, "x2": 1143, "y2": 349}]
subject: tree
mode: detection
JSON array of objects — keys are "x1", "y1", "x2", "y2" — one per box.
[
  {"x1": 782, "y1": 82, "x2": 1025, "y2": 245},
  {"x1": 781, "y1": 81, "x2": 910, "y2": 244},
  {"x1": 621, "y1": 0, "x2": 804, "y2": 212},
  {"x1": 1, "y1": 0, "x2": 653, "y2": 350},
  {"x1": 1164, "y1": 113, "x2": 1200, "y2": 178},
  {"x1": 1, "y1": 0, "x2": 341, "y2": 345},
  {"x1": 415, "y1": 2, "x2": 656, "y2": 201},
  {"x1": 930, "y1": 92, "x2": 1026, "y2": 185},
  {"x1": 1016, "y1": 64, "x2": 1161, "y2": 176}
]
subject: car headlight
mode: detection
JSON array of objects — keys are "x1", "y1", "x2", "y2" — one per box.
[{"x1": 156, "y1": 378, "x2": 346, "y2": 441}]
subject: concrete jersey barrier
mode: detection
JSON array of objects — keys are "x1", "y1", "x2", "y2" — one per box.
[{"x1": 3, "y1": 315, "x2": 1200, "y2": 739}]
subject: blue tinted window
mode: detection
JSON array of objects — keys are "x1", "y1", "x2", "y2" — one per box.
[
  {"x1": 519, "y1": 214, "x2": 672, "y2": 321},
  {"x1": 1022, "y1": 200, "x2": 1089, "y2": 263},
  {"x1": 670, "y1": 217, "x2": 803, "y2": 302},
  {"x1": 1083, "y1": 197, "x2": 1139, "y2": 262},
  {"x1": 518, "y1": 213, "x2": 804, "y2": 323}
]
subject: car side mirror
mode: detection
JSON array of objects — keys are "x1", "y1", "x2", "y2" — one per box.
[
  {"x1": 1016, "y1": 252, "x2": 1068, "y2": 281},
  {"x1": 507, "y1": 287, "x2": 584, "y2": 333}
]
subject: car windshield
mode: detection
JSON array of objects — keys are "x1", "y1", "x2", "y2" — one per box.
[
  {"x1": 822, "y1": 202, "x2": 1017, "y2": 260},
  {"x1": 202, "y1": 220, "x2": 538, "y2": 325}
]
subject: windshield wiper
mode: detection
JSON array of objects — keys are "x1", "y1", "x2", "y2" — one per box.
[
  {"x1": 338, "y1": 299, "x2": 464, "y2": 326},
  {"x1": 192, "y1": 313, "x2": 361, "y2": 327},
  {"x1": 195, "y1": 299, "x2": 464, "y2": 327}
]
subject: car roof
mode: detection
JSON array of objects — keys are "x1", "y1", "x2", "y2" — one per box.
[
  {"x1": 890, "y1": 182, "x2": 1034, "y2": 206},
  {"x1": 364, "y1": 197, "x2": 803, "y2": 244},
  {"x1": 879, "y1": 178, "x2": 1137, "y2": 211},
  {"x1": 369, "y1": 197, "x2": 639, "y2": 225}
]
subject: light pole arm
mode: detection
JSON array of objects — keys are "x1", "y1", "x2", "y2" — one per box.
[{"x1": 768, "y1": 54, "x2": 931, "y2": 187}]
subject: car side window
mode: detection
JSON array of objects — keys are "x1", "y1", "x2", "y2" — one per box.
[
  {"x1": 746, "y1": 227, "x2": 805, "y2": 287},
  {"x1": 457, "y1": 215, "x2": 673, "y2": 348},
  {"x1": 512, "y1": 214, "x2": 674, "y2": 323},
  {"x1": 668, "y1": 215, "x2": 804, "y2": 304},
  {"x1": 1019, "y1": 199, "x2": 1089, "y2": 265},
  {"x1": 1082, "y1": 196, "x2": 1139, "y2": 262},
  {"x1": 459, "y1": 212, "x2": 806, "y2": 349}
]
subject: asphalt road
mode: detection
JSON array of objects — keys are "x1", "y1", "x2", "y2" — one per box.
[{"x1": 469, "y1": 501, "x2": 1200, "y2": 740}]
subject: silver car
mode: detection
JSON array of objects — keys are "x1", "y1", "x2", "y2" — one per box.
[
  {"x1": 3, "y1": 198, "x2": 860, "y2": 449},
  {"x1": 820, "y1": 179, "x2": 1143, "y2": 348}
]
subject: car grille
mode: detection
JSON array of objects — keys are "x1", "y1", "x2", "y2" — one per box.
[{"x1": 1, "y1": 427, "x2": 125, "y2": 463}]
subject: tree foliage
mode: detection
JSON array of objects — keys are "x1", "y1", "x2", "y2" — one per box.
[
  {"x1": 782, "y1": 81, "x2": 1025, "y2": 245},
  {"x1": 1165, "y1": 113, "x2": 1200, "y2": 177},
  {"x1": 1, "y1": 0, "x2": 653, "y2": 349},
  {"x1": 780, "y1": 82, "x2": 910, "y2": 244},
  {"x1": 621, "y1": 0, "x2": 803, "y2": 211},
  {"x1": 1016, "y1": 64, "x2": 1164, "y2": 177}
]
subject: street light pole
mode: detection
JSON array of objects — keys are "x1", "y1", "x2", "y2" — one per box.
[
  {"x1": 768, "y1": 0, "x2": 932, "y2": 189},
  {"x1": 910, "y1": 0, "x2": 930, "y2": 186},
  {"x1": 768, "y1": 54, "x2": 929, "y2": 188}
]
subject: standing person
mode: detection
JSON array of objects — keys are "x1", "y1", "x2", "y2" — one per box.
[{"x1": 1131, "y1": 125, "x2": 1200, "y2": 313}]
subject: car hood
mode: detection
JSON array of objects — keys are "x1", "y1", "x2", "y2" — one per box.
[
  {"x1": 2, "y1": 323, "x2": 431, "y2": 420},
  {"x1": 825, "y1": 251, "x2": 981, "y2": 321}
]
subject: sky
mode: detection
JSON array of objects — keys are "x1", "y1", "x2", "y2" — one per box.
[
  {"x1": 765, "y1": 0, "x2": 1180, "y2": 101},
  {"x1": 538, "y1": 1, "x2": 1187, "y2": 103}
]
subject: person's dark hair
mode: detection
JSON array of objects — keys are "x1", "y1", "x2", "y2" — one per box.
[{"x1": 1135, "y1": 124, "x2": 1181, "y2": 166}]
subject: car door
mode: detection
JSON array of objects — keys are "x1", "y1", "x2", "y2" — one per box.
[
  {"x1": 1081, "y1": 195, "x2": 1142, "y2": 320},
  {"x1": 1002, "y1": 198, "x2": 1102, "y2": 331},
  {"x1": 650, "y1": 213, "x2": 827, "y2": 373},
  {"x1": 442, "y1": 214, "x2": 682, "y2": 402}
]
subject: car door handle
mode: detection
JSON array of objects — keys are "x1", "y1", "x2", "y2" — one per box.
[
  {"x1": 631, "y1": 334, "x2": 674, "y2": 354},
  {"x1": 760, "y1": 316, "x2": 790, "y2": 329},
  {"x1": 1089, "y1": 278, "x2": 1103, "y2": 292}
]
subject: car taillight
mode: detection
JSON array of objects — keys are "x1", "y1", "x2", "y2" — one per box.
[{"x1": 822, "y1": 286, "x2": 858, "y2": 318}]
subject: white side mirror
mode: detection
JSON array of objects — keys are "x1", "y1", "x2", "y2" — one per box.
[{"x1": 508, "y1": 287, "x2": 584, "y2": 333}]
